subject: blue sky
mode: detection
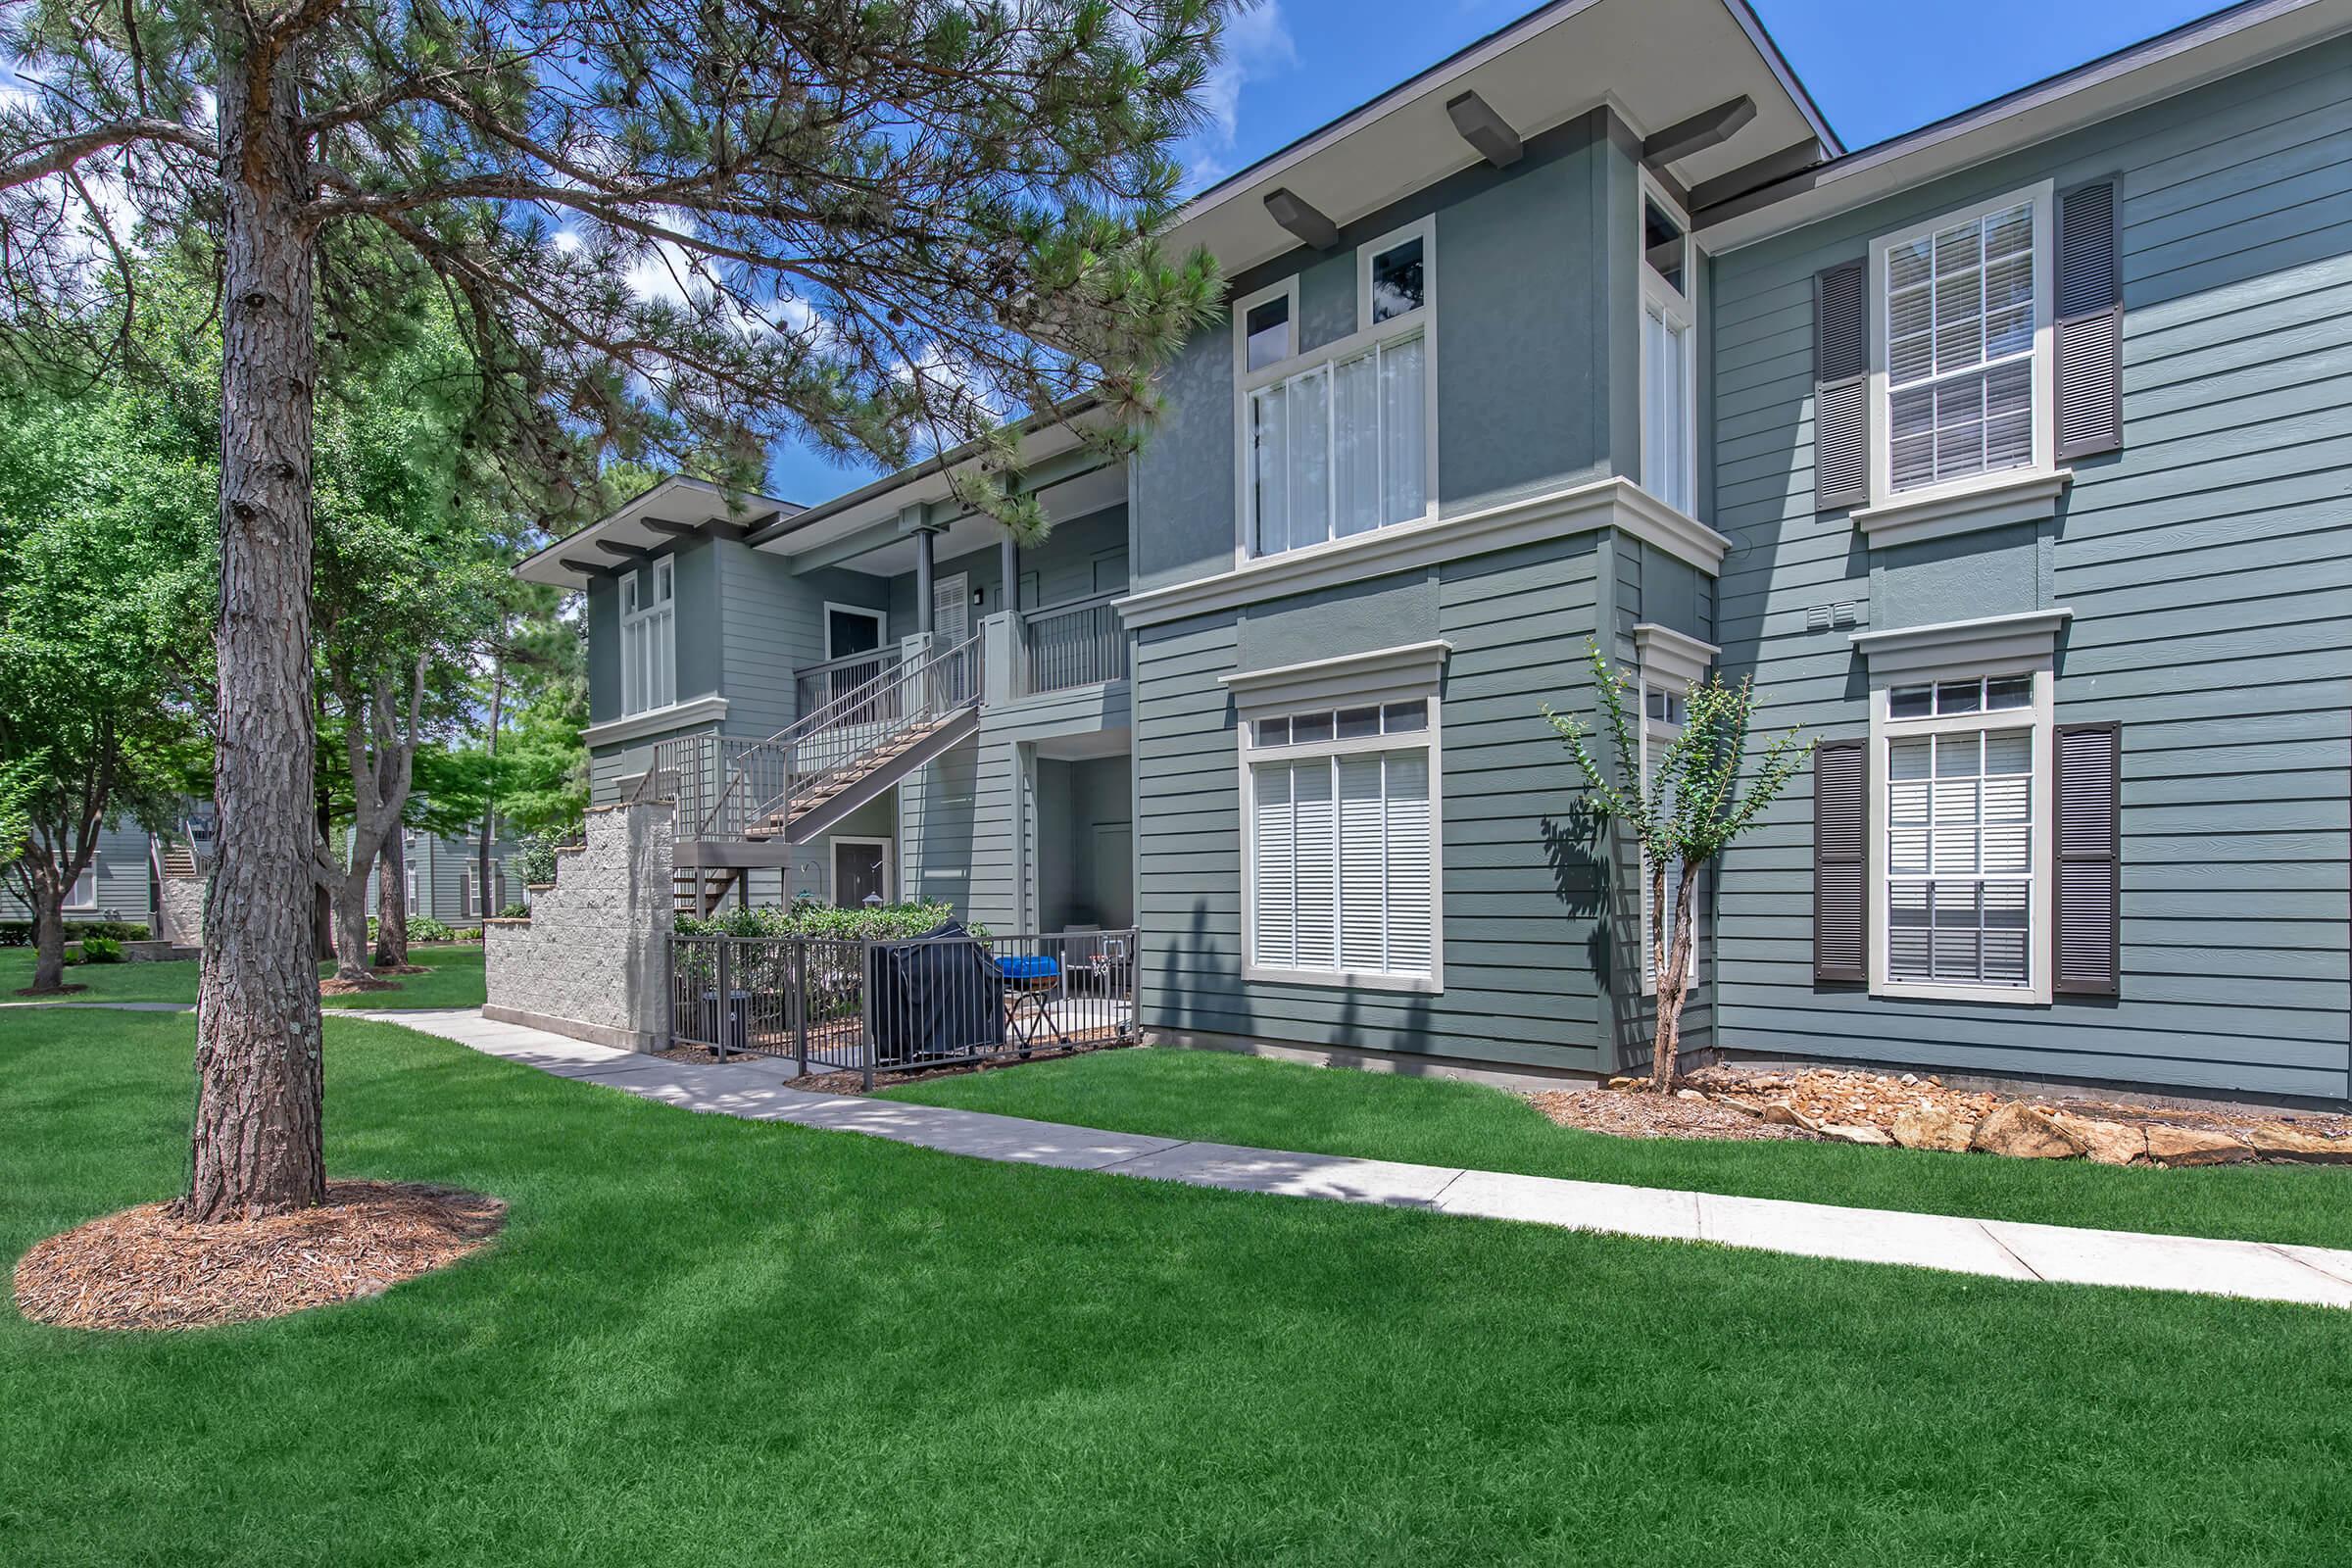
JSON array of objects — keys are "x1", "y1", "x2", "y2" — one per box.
[{"x1": 762, "y1": 0, "x2": 2223, "y2": 504}]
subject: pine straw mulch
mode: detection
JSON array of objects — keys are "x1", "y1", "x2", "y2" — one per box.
[
  {"x1": 13, "y1": 1181, "x2": 506, "y2": 1332},
  {"x1": 371, "y1": 961, "x2": 431, "y2": 976},
  {"x1": 318, "y1": 975, "x2": 401, "y2": 996}
]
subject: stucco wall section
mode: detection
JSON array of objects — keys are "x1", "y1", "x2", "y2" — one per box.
[{"x1": 484, "y1": 801, "x2": 674, "y2": 1051}]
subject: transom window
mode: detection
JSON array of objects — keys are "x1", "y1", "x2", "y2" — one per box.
[
  {"x1": 1871, "y1": 184, "x2": 2052, "y2": 499},
  {"x1": 619, "y1": 559, "x2": 676, "y2": 716},
  {"x1": 1244, "y1": 294, "x2": 1292, "y2": 372},
  {"x1": 1243, "y1": 684, "x2": 1440, "y2": 988},
  {"x1": 1888, "y1": 674, "x2": 2032, "y2": 718}
]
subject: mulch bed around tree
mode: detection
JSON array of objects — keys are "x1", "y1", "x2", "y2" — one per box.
[
  {"x1": 13, "y1": 1181, "x2": 506, "y2": 1332},
  {"x1": 13, "y1": 984, "x2": 89, "y2": 998},
  {"x1": 371, "y1": 962, "x2": 431, "y2": 976},
  {"x1": 318, "y1": 976, "x2": 401, "y2": 996}
]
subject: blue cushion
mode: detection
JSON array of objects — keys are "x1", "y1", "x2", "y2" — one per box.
[{"x1": 999, "y1": 956, "x2": 1059, "y2": 981}]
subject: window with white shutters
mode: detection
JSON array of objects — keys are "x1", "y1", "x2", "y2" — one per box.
[
  {"x1": 619, "y1": 559, "x2": 675, "y2": 716},
  {"x1": 1245, "y1": 698, "x2": 1438, "y2": 985}
]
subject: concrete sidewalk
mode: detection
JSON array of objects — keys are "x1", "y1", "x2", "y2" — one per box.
[{"x1": 366, "y1": 1008, "x2": 2352, "y2": 1311}]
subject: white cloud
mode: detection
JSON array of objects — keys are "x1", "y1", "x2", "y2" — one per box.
[{"x1": 1183, "y1": 1, "x2": 1296, "y2": 192}]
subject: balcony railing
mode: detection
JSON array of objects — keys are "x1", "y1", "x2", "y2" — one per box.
[
  {"x1": 794, "y1": 647, "x2": 903, "y2": 720},
  {"x1": 1020, "y1": 593, "x2": 1126, "y2": 696}
]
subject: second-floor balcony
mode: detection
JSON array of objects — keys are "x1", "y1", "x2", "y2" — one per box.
[{"x1": 1018, "y1": 592, "x2": 1126, "y2": 696}]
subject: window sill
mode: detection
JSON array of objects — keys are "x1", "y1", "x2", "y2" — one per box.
[
  {"x1": 1242, "y1": 962, "x2": 1443, "y2": 996},
  {"x1": 1851, "y1": 467, "x2": 2072, "y2": 549},
  {"x1": 1873, "y1": 980, "x2": 2050, "y2": 1007},
  {"x1": 580, "y1": 692, "x2": 728, "y2": 748}
]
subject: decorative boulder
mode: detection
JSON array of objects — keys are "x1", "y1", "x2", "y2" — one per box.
[
  {"x1": 1890, "y1": 1106, "x2": 1977, "y2": 1153},
  {"x1": 1969, "y1": 1102, "x2": 2079, "y2": 1159},
  {"x1": 2048, "y1": 1113, "x2": 2148, "y2": 1167},
  {"x1": 2144, "y1": 1126, "x2": 2251, "y2": 1166}
]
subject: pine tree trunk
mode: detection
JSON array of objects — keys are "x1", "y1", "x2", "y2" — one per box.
[
  {"x1": 374, "y1": 835, "x2": 409, "y2": 967},
  {"x1": 29, "y1": 887, "x2": 67, "y2": 993},
  {"x1": 184, "y1": 27, "x2": 325, "y2": 1221}
]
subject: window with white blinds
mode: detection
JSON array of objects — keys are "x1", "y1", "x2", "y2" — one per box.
[
  {"x1": 1639, "y1": 176, "x2": 1696, "y2": 516},
  {"x1": 1639, "y1": 695, "x2": 1700, "y2": 994},
  {"x1": 619, "y1": 559, "x2": 675, "y2": 716},
  {"x1": 1872, "y1": 185, "x2": 2051, "y2": 498},
  {"x1": 1250, "y1": 751, "x2": 1434, "y2": 980},
  {"x1": 1883, "y1": 675, "x2": 2038, "y2": 990}
]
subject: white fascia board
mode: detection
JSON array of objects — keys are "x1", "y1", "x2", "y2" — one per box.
[
  {"x1": 1849, "y1": 608, "x2": 2073, "y2": 683},
  {"x1": 1219, "y1": 641, "x2": 1454, "y2": 713}
]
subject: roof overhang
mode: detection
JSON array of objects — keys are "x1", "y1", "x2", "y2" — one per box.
[
  {"x1": 1697, "y1": 0, "x2": 2352, "y2": 251},
  {"x1": 1167, "y1": 0, "x2": 1837, "y2": 277},
  {"x1": 514, "y1": 477, "x2": 801, "y2": 592}
]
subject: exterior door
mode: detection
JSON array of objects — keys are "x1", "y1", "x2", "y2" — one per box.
[
  {"x1": 1092, "y1": 823, "x2": 1133, "y2": 930},
  {"x1": 833, "y1": 839, "x2": 890, "y2": 908}
]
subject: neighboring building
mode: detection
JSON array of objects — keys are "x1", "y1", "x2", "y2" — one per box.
[
  {"x1": 367, "y1": 825, "x2": 528, "y2": 925},
  {"x1": 520, "y1": 0, "x2": 2352, "y2": 1102},
  {"x1": 0, "y1": 807, "x2": 215, "y2": 940}
]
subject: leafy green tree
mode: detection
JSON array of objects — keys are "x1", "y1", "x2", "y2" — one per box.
[
  {"x1": 0, "y1": 365, "x2": 215, "y2": 991},
  {"x1": 1546, "y1": 649, "x2": 1813, "y2": 1091},
  {"x1": 2, "y1": 0, "x2": 1227, "y2": 1217}
]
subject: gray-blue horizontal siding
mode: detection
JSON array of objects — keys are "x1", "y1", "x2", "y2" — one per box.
[
  {"x1": 1705, "y1": 40, "x2": 2352, "y2": 1101},
  {"x1": 716, "y1": 541, "x2": 891, "y2": 741},
  {"x1": 1133, "y1": 537, "x2": 1611, "y2": 1073},
  {"x1": 0, "y1": 822, "x2": 155, "y2": 924}
]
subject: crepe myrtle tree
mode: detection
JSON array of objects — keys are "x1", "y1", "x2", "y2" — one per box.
[
  {"x1": 0, "y1": 0, "x2": 1228, "y2": 1218},
  {"x1": 1545, "y1": 647, "x2": 1812, "y2": 1092}
]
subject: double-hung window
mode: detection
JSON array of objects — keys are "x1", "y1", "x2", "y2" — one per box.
[
  {"x1": 1237, "y1": 218, "x2": 1436, "y2": 560},
  {"x1": 619, "y1": 559, "x2": 676, "y2": 716},
  {"x1": 1870, "y1": 184, "x2": 2054, "y2": 501},
  {"x1": 1639, "y1": 685, "x2": 1695, "y2": 994},
  {"x1": 1639, "y1": 180, "x2": 1696, "y2": 516},
  {"x1": 1876, "y1": 672, "x2": 2048, "y2": 1000},
  {"x1": 62, "y1": 856, "x2": 97, "y2": 911},
  {"x1": 1244, "y1": 696, "x2": 1439, "y2": 989}
]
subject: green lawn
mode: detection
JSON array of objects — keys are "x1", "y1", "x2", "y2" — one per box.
[
  {"x1": 0, "y1": 944, "x2": 484, "y2": 1009},
  {"x1": 885, "y1": 1046, "x2": 2352, "y2": 1252},
  {"x1": 5, "y1": 1012, "x2": 2352, "y2": 1565}
]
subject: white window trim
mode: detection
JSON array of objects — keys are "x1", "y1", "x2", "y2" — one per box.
[
  {"x1": 1355, "y1": 214, "x2": 1435, "y2": 334},
  {"x1": 1228, "y1": 643, "x2": 1446, "y2": 995},
  {"x1": 1232, "y1": 217, "x2": 1441, "y2": 566},
  {"x1": 830, "y1": 835, "x2": 896, "y2": 907},
  {"x1": 618, "y1": 560, "x2": 677, "y2": 717},
  {"x1": 1865, "y1": 669, "x2": 2055, "y2": 1006},
  {"x1": 1631, "y1": 623, "x2": 1716, "y2": 998},
  {"x1": 1638, "y1": 172, "x2": 1699, "y2": 521},
  {"x1": 63, "y1": 856, "x2": 98, "y2": 911},
  {"x1": 821, "y1": 601, "x2": 889, "y2": 661},
  {"x1": 1865, "y1": 180, "x2": 2061, "y2": 528}
]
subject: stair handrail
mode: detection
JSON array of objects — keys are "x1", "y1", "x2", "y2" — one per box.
[
  {"x1": 753, "y1": 629, "x2": 983, "y2": 829},
  {"x1": 757, "y1": 627, "x2": 981, "y2": 752}
]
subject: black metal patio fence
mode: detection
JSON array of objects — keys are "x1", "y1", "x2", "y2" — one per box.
[{"x1": 668, "y1": 927, "x2": 1139, "y2": 1089}]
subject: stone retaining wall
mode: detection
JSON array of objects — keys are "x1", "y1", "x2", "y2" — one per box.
[
  {"x1": 484, "y1": 802, "x2": 673, "y2": 1051},
  {"x1": 158, "y1": 873, "x2": 206, "y2": 949}
]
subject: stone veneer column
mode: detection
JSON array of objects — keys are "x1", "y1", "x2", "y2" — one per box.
[{"x1": 483, "y1": 800, "x2": 675, "y2": 1051}]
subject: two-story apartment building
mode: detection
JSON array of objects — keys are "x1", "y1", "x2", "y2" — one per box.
[{"x1": 522, "y1": 0, "x2": 2352, "y2": 1104}]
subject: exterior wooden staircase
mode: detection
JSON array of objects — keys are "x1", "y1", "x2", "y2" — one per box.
[{"x1": 640, "y1": 630, "x2": 985, "y2": 909}]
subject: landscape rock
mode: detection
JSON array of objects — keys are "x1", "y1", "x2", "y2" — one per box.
[
  {"x1": 1969, "y1": 1102, "x2": 2079, "y2": 1160},
  {"x1": 1820, "y1": 1123, "x2": 1893, "y2": 1147},
  {"x1": 2145, "y1": 1126, "x2": 2251, "y2": 1166},
  {"x1": 1761, "y1": 1102, "x2": 1818, "y2": 1131},
  {"x1": 2048, "y1": 1114, "x2": 2148, "y2": 1166},
  {"x1": 1889, "y1": 1106, "x2": 1977, "y2": 1153},
  {"x1": 2246, "y1": 1126, "x2": 2352, "y2": 1163},
  {"x1": 1674, "y1": 1089, "x2": 1707, "y2": 1102}
]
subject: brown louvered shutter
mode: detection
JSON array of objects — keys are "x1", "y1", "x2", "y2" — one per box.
[
  {"x1": 1812, "y1": 738, "x2": 1867, "y2": 983},
  {"x1": 2052, "y1": 721, "x2": 2121, "y2": 996},
  {"x1": 1813, "y1": 259, "x2": 1869, "y2": 511},
  {"x1": 2054, "y1": 179, "x2": 2123, "y2": 460}
]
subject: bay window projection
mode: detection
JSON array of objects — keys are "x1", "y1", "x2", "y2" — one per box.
[
  {"x1": 1883, "y1": 676, "x2": 2036, "y2": 989},
  {"x1": 1248, "y1": 700, "x2": 1436, "y2": 983},
  {"x1": 619, "y1": 559, "x2": 675, "y2": 716},
  {"x1": 1880, "y1": 193, "x2": 2042, "y2": 494},
  {"x1": 1240, "y1": 221, "x2": 1433, "y2": 559},
  {"x1": 1640, "y1": 187, "x2": 1695, "y2": 515}
]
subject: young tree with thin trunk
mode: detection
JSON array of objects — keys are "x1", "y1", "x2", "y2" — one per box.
[
  {"x1": 1545, "y1": 648, "x2": 1812, "y2": 1091},
  {"x1": 2, "y1": 0, "x2": 1226, "y2": 1217}
]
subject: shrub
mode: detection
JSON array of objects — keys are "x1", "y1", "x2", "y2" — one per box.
[
  {"x1": 450, "y1": 927, "x2": 484, "y2": 943},
  {"x1": 0, "y1": 919, "x2": 149, "y2": 947},
  {"x1": 77, "y1": 935, "x2": 123, "y2": 963},
  {"x1": 674, "y1": 899, "x2": 979, "y2": 943},
  {"x1": 409, "y1": 916, "x2": 456, "y2": 943},
  {"x1": 513, "y1": 833, "x2": 566, "y2": 889},
  {"x1": 496, "y1": 903, "x2": 532, "y2": 921}
]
